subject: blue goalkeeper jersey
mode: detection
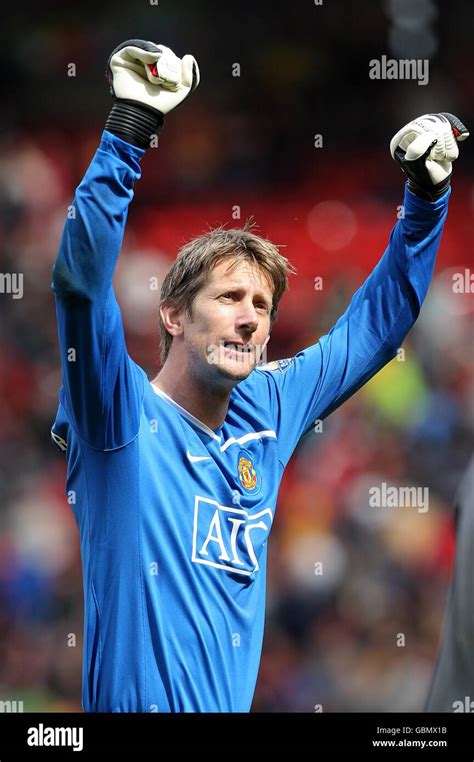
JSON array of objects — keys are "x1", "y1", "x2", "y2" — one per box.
[{"x1": 51, "y1": 131, "x2": 450, "y2": 712}]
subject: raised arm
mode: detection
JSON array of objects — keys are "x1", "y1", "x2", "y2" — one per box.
[
  {"x1": 255, "y1": 112, "x2": 469, "y2": 467},
  {"x1": 52, "y1": 39, "x2": 199, "y2": 450}
]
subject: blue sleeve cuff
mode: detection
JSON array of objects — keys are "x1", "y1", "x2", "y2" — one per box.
[
  {"x1": 100, "y1": 129, "x2": 147, "y2": 162},
  {"x1": 403, "y1": 181, "x2": 451, "y2": 214}
]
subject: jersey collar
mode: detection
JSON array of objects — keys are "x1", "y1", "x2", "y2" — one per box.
[{"x1": 150, "y1": 383, "x2": 222, "y2": 442}]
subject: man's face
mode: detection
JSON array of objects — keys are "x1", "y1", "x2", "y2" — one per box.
[{"x1": 182, "y1": 258, "x2": 273, "y2": 384}]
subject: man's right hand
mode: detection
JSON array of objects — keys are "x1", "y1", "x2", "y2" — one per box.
[{"x1": 105, "y1": 39, "x2": 200, "y2": 149}]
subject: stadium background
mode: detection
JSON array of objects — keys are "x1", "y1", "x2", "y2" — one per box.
[{"x1": 0, "y1": 0, "x2": 472, "y2": 711}]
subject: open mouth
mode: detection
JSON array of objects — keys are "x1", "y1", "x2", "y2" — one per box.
[{"x1": 222, "y1": 341, "x2": 254, "y2": 356}]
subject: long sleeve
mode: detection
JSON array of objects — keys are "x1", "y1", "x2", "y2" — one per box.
[
  {"x1": 51, "y1": 131, "x2": 147, "y2": 450},
  {"x1": 254, "y1": 184, "x2": 451, "y2": 467}
]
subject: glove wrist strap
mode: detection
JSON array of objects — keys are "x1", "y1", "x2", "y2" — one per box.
[
  {"x1": 105, "y1": 100, "x2": 164, "y2": 149},
  {"x1": 407, "y1": 177, "x2": 450, "y2": 202}
]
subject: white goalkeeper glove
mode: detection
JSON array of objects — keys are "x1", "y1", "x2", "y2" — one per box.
[
  {"x1": 390, "y1": 112, "x2": 469, "y2": 201},
  {"x1": 105, "y1": 39, "x2": 200, "y2": 149}
]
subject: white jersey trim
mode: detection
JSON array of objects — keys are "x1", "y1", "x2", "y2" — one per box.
[
  {"x1": 150, "y1": 383, "x2": 222, "y2": 442},
  {"x1": 220, "y1": 430, "x2": 277, "y2": 452}
]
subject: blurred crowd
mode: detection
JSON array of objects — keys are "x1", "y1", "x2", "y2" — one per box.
[{"x1": 0, "y1": 0, "x2": 472, "y2": 712}]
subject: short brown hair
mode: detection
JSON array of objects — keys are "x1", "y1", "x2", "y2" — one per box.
[{"x1": 158, "y1": 219, "x2": 296, "y2": 364}]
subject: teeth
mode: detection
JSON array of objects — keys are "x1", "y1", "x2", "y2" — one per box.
[{"x1": 224, "y1": 343, "x2": 251, "y2": 353}]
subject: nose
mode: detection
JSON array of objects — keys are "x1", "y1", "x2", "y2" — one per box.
[{"x1": 235, "y1": 300, "x2": 259, "y2": 333}]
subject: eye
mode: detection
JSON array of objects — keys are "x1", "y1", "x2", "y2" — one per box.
[{"x1": 255, "y1": 302, "x2": 270, "y2": 312}]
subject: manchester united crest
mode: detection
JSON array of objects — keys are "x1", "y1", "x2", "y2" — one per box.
[{"x1": 237, "y1": 450, "x2": 261, "y2": 494}]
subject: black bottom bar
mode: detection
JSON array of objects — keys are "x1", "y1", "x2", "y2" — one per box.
[{"x1": 0, "y1": 712, "x2": 473, "y2": 758}]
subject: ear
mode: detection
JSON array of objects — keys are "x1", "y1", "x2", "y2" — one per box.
[{"x1": 159, "y1": 302, "x2": 184, "y2": 337}]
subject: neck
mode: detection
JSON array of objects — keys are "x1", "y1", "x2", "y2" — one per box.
[{"x1": 152, "y1": 357, "x2": 233, "y2": 431}]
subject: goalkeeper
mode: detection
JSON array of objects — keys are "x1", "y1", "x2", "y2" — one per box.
[{"x1": 50, "y1": 39, "x2": 468, "y2": 712}]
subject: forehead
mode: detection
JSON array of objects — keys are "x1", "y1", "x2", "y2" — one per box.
[{"x1": 206, "y1": 257, "x2": 274, "y2": 293}]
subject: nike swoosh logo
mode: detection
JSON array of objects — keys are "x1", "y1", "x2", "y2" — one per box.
[{"x1": 186, "y1": 450, "x2": 212, "y2": 463}]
